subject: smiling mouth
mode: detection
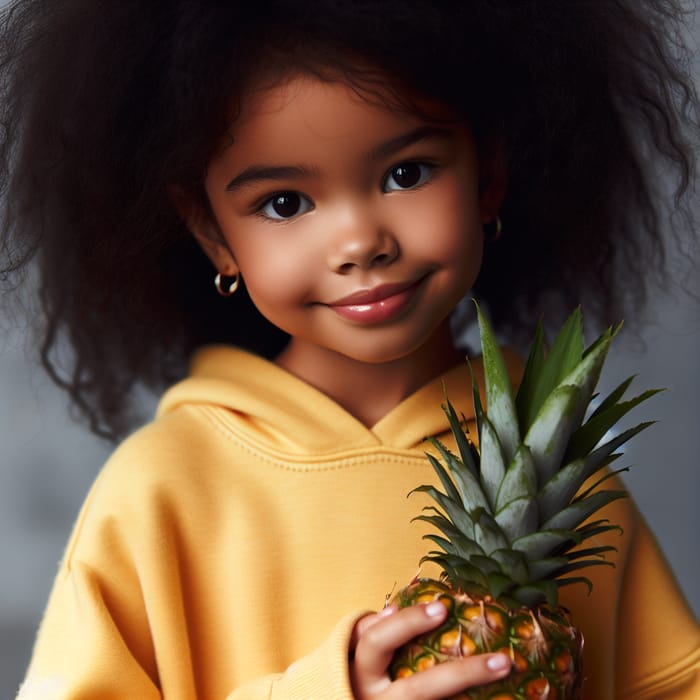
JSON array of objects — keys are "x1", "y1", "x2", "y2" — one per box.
[{"x1": 326, "y1": 277, "x2": 426, "y2": 324}]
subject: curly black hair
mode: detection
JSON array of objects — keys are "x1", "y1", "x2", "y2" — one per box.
[{"x1": 1, "y1": 0, "x2": 698, "y2": 440}]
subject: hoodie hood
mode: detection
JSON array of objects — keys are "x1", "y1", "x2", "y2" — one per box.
[{"x1": 157, "y1": 346, "x2": 505, "y2": 457}]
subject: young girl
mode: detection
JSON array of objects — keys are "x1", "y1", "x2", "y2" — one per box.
[{"x1": 1, "y1": 0, "x2": 699, "y2": 698}]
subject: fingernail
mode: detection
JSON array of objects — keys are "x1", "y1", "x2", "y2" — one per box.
[
  {"x1": 486, "y1": 653, "x2": 511, "y2": 672},
  {"x1": 425, "y1": 601, "x2": 446, "y2": 617},
  {"x1": 378, "y1": 604, "x2": 396, "y2": 617}
]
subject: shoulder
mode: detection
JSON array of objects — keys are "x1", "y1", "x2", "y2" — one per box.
[
  {"x1": 99, "y1": 409, "x2": 209, "y2": 481},
  {"x1": 68, "y1": 405, "x2": 220, "y2": 532}
]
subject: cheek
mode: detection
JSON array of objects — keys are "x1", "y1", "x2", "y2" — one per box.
[
  {"x1": 233, "y1": 238, "x2": 310, "y2": 313},
  {"x1": 394, "y1": 179, "x2": 484, "y2": 269}
]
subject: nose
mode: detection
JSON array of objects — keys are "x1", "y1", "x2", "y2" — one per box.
[{"x1": 326, "y1": 208, "x2": 399, "y2": 274}]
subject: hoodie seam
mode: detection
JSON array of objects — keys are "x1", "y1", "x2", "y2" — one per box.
[
  {"x1": 192, "y1": 404, "x2": 432, "y2": 470},
  {"x1": 618, "y1": 643, "x2": 700, "y2": 698}
]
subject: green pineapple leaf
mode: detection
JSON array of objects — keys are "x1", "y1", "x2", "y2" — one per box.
[
  {"x1": 491, "y1": 548, "x2": 530, "y2": 584},
  {"x1": 565, "y1": 388, "x2": 662, "y2": 461},
  {"x1": 512, "y1": 529, "x2": 581, "y2": 561},
  {"x1": 413, "y1": 510, "x2": 475, "y2": 545},
  {"x1": 469, "y1": 359, "x2": 486, "y2": 436},
  {"x1": 423, "y1": 554, "x2": 489, "y2": 589},
  {"x1": 564, "y1": 545, "x2": 618, "y2": 562},
  {"x1": 538, "y1": 421, "x2": 652, "y2": 522},
  {"x1": 421, "y1": 447, "x2": 463, "y2": 504},
  {"x1": 472, "y1": 508, "x2": 509, "y2": 554},
  {"x1": 555, "y1": 577, "x2": 594, "y2": 596},
  {"x1": 477, "y1": 413, "x2": 508, "y2": 509},
  {"x1": 537, "y1": 458, "x2": 587, "y2": 524},
  {"x1": 442, "y1": 397, "x2": 480, "y2": 480},
  {"x1": 575, "y1": 518, "x2": 624, "y2": 543},
  {"x1": 514, "y1": 317, "x2": 546, "y2": 429},
  {"x1": 513, "y1": 580, "x2": 559, "y2": 608},
  {"x1": 527, "y1": 557, "x2": 570, "y2": 581},
  {"x1": 411, "y1": 486, "x2": 478, "y2": 536},
  {"x1": 588, "y1": 375, "x2": 636, "y2": 420},
  {"x1": 494, "y1": 444, "x2": 537, "y2": 513},
  {"x1": 551, "y1": 559, "x2": 616, "y2": 577},
  {"x1": 494, "y1": 496, "x2": 538, "y2": 542},
  {"x1": 475, "y1": 303, "x2": 520, "y2": 465},
  {"x1": 524, "y1": 384, "x2": 581, "y2": 486},
  {"x1": 516, "y1": 307, "x2": 584, "y2": 432},
  {"x1": 422, "y1": 533, "x2": 485, "y2": 561},
  {"x1": 556, "y1": 328, "x2": 614, "y2": 432},
  {"x1": 486, "y1": 571, "x2": 518, "y2": 600},
  {"x1": 470, "y1": 554, "x2": 503, "y2": 575},
  {"x1": 541, "y1": 489, "x2": 627, "y2": 532},
  {"x1": 575, "y1": 466, "x2": 630, "y2": 502},
  {"x1": 422, "y1": 448, "x2": 489, "y2": 514}
]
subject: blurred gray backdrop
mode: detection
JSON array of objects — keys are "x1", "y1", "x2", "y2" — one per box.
[{"x1": 1, "y1": 3, "x2": 699, "y2": 699}]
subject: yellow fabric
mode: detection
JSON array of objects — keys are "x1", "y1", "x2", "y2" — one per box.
[{"x1": 18, "y1": 346, "x2": 700, "y2": 699}]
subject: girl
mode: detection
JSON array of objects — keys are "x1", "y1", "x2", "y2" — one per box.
[{"x1": 1, "y1": 1, "x2": 699, "y2": 698}]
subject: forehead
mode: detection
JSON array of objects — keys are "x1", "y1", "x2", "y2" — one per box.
[{"x1": 219, "y1": 72, "x2": 461, "y2": 154}]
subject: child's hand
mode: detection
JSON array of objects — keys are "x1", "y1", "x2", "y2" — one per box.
[{"x1": 350, "y1": 602, "x2": 512, "y2": 700}]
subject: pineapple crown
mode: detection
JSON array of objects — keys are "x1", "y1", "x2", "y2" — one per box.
[{"x1": 415, "y1": 305, "x2": 660, "y2": 609}]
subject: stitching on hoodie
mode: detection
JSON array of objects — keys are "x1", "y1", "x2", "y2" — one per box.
[
  {"x1": 191, "y1": 405, "x2": 432, "y2": 472},
  {"x1": 619, "y1": 644, "x2": 700, "y2": 698}
]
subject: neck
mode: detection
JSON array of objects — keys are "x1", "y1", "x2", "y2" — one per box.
[{"x1": 274, "y1": 322, "x2": 464, "y2": 427}]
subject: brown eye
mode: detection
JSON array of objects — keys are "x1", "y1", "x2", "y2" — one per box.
[
  {"x1": 384, "y1": 163, "x2": 432, "y2": 192},
  {"x1": 260, "y1": 192, "x2": 313, "y2": 220}
]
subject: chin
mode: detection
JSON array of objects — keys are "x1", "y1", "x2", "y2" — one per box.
[{"x1": 335, "y1": 338, "x2": 438, "y2": 367}]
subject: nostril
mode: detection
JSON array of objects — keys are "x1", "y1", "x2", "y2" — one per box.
[
  {"x1": 329, "y1": 232, "x2": 399, "y2": 273},
  {"x1": 336, "y1": 253, "x2": 390, "y2": 274}
]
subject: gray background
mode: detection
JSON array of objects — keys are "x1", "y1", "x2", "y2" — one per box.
[{"x1": 1, "y1": 4, "x2": 699, "y2": 699}]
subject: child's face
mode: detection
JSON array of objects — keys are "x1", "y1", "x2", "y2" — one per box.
[{"x1": 191, "y1": 74, "x2": 496, "y2": 368}]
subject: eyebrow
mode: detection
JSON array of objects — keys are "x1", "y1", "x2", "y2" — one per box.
[
  {"x1": 365, "y1": 125, "x2": 454, "y2": 162},
  {"x1": 226, "y1": 165, "x2": 320, "y2": 193},
  {"x1": 225, "y1": 125, "x2": 454, "y2": 193}
]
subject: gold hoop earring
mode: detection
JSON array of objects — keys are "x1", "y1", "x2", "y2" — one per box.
[
  {"x1": 214, "y1": 272, "x2": 239, "y2": 297},
  {"x1": 484, "y1": 216, "x2": 503, "y2": 242}
]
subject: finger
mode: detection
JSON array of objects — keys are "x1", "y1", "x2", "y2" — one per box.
[
  {"x1": 350, "y1": 605, "x2": 398, "y2": 654},
  {"x1": 386, "y1": 653, "x2": 513, "y2": 700},
  {"x1": 353, "y1": 602, "x2": 447, "y2": 689}
]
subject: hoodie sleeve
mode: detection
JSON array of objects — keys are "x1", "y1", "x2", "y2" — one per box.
[
  {"x1": 227, "y1": 612, "x2": 361, "y2": 700},
  {"x1": 18, "y1": 557, "x2": 363, "y2": 700},
  {"x1": 614, "y1": 515, "x2": 700, "y2": 699}
]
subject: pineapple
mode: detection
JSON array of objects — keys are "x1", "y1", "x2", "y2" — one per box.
[{"x1": 389, "y1": 306, "x2": 659, "y2": 699}]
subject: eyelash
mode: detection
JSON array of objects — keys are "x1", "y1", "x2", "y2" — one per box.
[
  {"x1": 382, "y1": 161, "x2": 437, "y2": 193},
  {"x1": 253, "y1": 160, "x2": 438, "y2": 222},
  {"x1": 255, "y1": 192, "x2": 314, "y2": 222}
]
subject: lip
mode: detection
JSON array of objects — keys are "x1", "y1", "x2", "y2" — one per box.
[
  {"x1": 330, "y1": 279, "x2": 421, "y2": 306},
  {"x1": 327, "y1": 277, "x2": 426, "y2": 324}
]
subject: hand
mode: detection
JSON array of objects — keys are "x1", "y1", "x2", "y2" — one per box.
[{"x1": 350, "y1": 602, "x2": 512, "y2": 700}]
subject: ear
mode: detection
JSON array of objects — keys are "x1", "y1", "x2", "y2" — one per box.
[
  {"x1": 478, "y1": 140, "x2": 507, "y2": 224},
  {"x1": 168, "y1": 185, "x2": 239, "y2": 276}
]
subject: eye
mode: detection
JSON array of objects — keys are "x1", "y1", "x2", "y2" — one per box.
[
  {"x1": 259, "y1": 192, "x2": 313, "y2": 220},
  {"x1": 383, "y1": 162, "x2": 433, "y2": 192}
]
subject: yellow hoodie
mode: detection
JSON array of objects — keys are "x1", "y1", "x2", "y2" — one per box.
[{"x1": 19, "y1": 347, "x2": 700, "y2": 699}]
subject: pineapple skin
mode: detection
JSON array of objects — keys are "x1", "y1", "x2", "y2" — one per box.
[{"x1": 389, "y1": 578, "x2": 584, "y2": 700}]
